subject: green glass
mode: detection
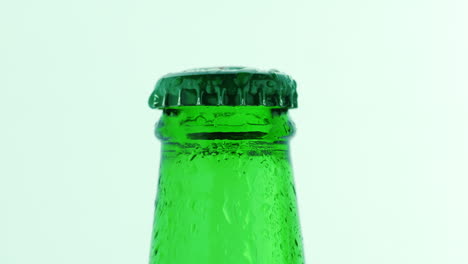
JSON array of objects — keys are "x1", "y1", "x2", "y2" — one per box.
[{"x1": 148, "y1": 67, "x2": 304, "y2": 264}]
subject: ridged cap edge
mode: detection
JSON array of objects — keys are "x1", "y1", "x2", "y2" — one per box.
[{"x1": 148, "y1": 66, "x2": 298, "y2": 109}]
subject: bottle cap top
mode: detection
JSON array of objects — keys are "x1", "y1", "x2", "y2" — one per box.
[{"x1": 148, "y1": 66, "x2": 298, "y2": 109}]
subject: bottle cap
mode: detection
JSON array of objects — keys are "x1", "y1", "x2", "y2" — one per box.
[{"x1": 148, "y1": 66, "x2": 298, "y2": 109}]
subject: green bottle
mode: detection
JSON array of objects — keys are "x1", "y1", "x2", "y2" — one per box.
[{"x1": 147, "y1": 66, "x2": 304, "y2": 264}]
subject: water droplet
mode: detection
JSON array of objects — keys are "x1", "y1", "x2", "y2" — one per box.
[{"x1": 222, "y1": 201, "x2": 232, "y2": 224}]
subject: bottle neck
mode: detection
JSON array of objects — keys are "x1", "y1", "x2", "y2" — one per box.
[
  {"x1": 150, "y1": 107, "x2": 304, "y2": 264},
  {"x1": 155, "y1": 106, "x2": 295, "y2": 144}
]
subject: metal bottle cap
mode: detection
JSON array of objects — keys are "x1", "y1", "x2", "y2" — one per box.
[{"x1": 148, "y1": 66, "x2": 298, "y2": 109}]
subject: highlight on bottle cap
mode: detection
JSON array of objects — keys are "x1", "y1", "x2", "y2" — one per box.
[{"x1": 148, "y1": 66, "x2": 298, "y2": 109}]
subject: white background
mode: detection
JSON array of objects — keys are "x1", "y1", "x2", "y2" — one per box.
[{"x1": 1, "y1": 0, "x2": 468, "y2": 263}]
